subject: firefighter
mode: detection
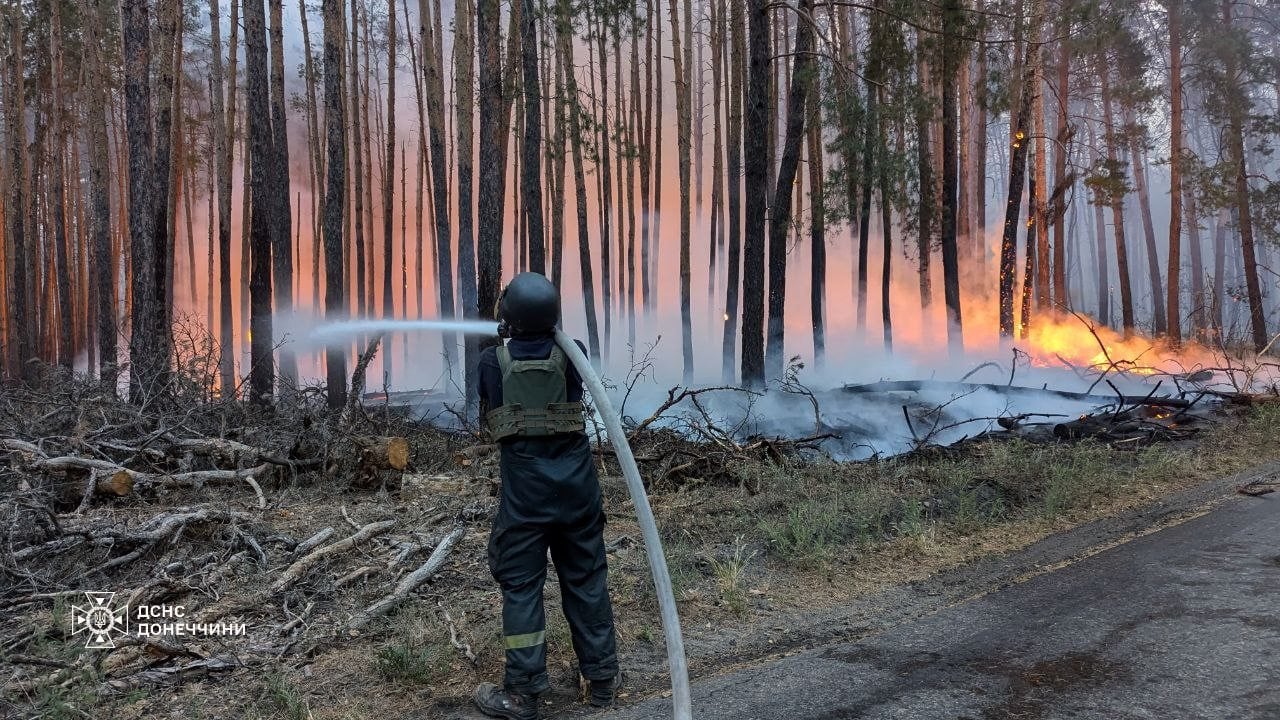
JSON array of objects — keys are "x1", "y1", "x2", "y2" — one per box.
[{"x1": 473, "y1": 272, "x2": 622, "y2": 720}]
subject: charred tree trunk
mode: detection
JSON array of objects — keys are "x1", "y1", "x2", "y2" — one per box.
[
  {"x1": 322, "y1": 0, "x2": 347, "y2": 408},
  {"x1": 420, "y1": 0, "x2": 457, "y2": 375},
  {"x1": 998, "y1": 39, "x2": 1034, "y2": 337},
  {"x1": 669, "y1": 0, "x2": 695, "y2": 381},
  {"x1": 721, "y1": 0, "x2": 745, "y2": 383},
  {"x1": 940, "y1": 0, "x2": 963, "y2": 351},
  {"x1": 556, "y1": 0, "x2": 600, "y2": 359},
  {"x1": 456, "y1": 0, "x2": 479, "y2": 411},
  {"x1": 740, "y1": 0, "x2": 769, "y2": 388},
  {"x1": 807, "y1": 88, "x2": 826, "y2": 369},
  {"x1": 124, "y1": 0, "x2": 160, "y2": 398},
  {"x1": 1167, "y1": 0, "x2": 1183, "y2": 344},
  {"x1": 916, "y1": 48, "x2": 934, "y2": 315},
  {"x1": 1127, "y1": 122, "x2": 1165, "y2": 334},
  {"x1": 244, "y1": 0, "x2": 276, "y2": 402},
  {"x1": 85, "y1": 0, "x2": 115, "y2": 385},
  {"x1": 1221, "y1": 0, "x2": 1266, "y2": 351},
  {"x1": 269, "y1": 0, "x2": 295, "y2": 385},
  {"x1": 477, "y1": 0, "x2": 505, "y2": 341},
  {"x1": 1100, "y1": 68, "x2": 1135, "y2": 336},
  {"x1": 49, "y1": 0, "x2": 73, "y2": 370},
  {"x1": 764, "y1": 0, "x2": 813, "y2": 379},
  {"x1": 519, "y1": 0, "x2": 544, "y2": 273}
]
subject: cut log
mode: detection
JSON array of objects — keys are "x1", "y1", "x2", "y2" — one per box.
[
  {"x1": 347, "y1": 436, "x2": 410, "y2": 488},
  {"x1": 453, "y1": 444, "x2": 497, "y2": 467}
]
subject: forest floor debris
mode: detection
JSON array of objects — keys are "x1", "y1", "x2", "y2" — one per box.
[{"x1": 2, "y1": 368, "x2": 1280, "y2": 720}]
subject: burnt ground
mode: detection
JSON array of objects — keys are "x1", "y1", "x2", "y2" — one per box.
[
  {"x1": 3, "y1": 386, "x2": 1279, "y2": 720},
  {"x1": 593, "y1": 468, "x2": 1280, "y2": 720}
]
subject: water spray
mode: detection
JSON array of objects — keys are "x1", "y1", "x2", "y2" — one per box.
[{"x1": 309, "y1": 318, "x2": 692, "y2": 719}]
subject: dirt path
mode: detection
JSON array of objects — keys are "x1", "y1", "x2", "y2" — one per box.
[{"x1": 586, "y1": 462, "x2": 1280, "y2": 719}]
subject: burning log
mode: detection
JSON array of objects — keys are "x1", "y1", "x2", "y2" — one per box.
[{"x1": 844, "y1": 380, "x2": 1193, "y2": 409}]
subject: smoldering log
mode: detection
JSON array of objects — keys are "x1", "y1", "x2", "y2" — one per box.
[{"x1": 844, "y1": 380, "x2": 1193, "y2": 408}]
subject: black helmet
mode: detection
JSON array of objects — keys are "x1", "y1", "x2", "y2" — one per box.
[{"x1": 497, "y1": 272, "x2": 561, "y2": 337}]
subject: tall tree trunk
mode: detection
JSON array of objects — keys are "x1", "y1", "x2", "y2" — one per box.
[
  {"x1": 740, "y1": 0, "x2": 769, "y2": 388},
  {"x1": 209, "y1": 0, "x2": 236, "y2": 393},
  {"x1": 940, "y1": 0, "x2": 964, "y2": 350},
  {"x1": 322, "y1": 0, "x2": 346, "y2": 407},
  {"x1": 123, "y1": 0, "x2": 160, "y2": 398},
  {"x1": 455, "y1": 0, "x2": 479, "y2": 412},
  {"x1": 1100, "y1": 68, "x2": 1135, "y2": 336},
  {"x1": 245, "y1": 0, "x2": 276, "y2": 402},
  {"x1": 915, "y1": 48, "x2": 934, "y2": 315},
  {"x1": 1212, "y1": 207, "x2": 1227, "y2": 333},
  {"x1": 1088, "y1": 127, "x2": 1111, "y2": 326},
  {"x1": 1051, "y1": 31, "x2": 1069, "y2": 310},
  {"x1": 1167, "y1": 0, "x2": 1183, "y2": 344},
  {"x1": 807, "y1": 88, "x2": 826, "y2": 369},
  {"x1": 669, "y1": 0, "x2": 695, "y2": 381},
  {"x1": 1221, "y1": 0, "x2": 1265, "y2": 351},
  {"x1": 49, "y1": 0, "x2": 73, "y2": 370},
  {"x1": 381, "y1": 0, "x2": 397, "y2": 378},
  {"x1": 268, "y1": 0, "x2": 295, "y2": 384},
  {"x1": 556, "y1": 0, "x2": 600, "y2": 358},
  {"x1": 764, "y1": 0, "x2": 813, "y2": 378},
  {"x1": 878, "y1": 87, "x2": 894, "y2": 351},
  {"x1": 519, "y1": 0, "x2": 544, "y2": 273},
  {"x1": 1127, "y1": 121, "x2": 1164, "y2": 334},
  {"x1": 150, "y1": 0, "x2": 179, "y2": 377},
  {"x1": 349, "y1": 0, "x2": 366, "y2": 317},
  {"x1": 1032, "y1": 39, "x2": 1049, "y2": 315},
  {"x1": 998, "y1": 36, "x2": 1035, "y2": 337},
  {"x1": 721, "y1": 0, "x2": 744, "y2": 383},
  {"x1": 301, "y1": 0, "x2": 323, "y2": 315},
  {"x1": 477, "y1": 0, "x2": 506, "y2": 336},
  {"x1": 84, "y1": 0, "x2": 116, "y2": 385},
  {"x1": 420, "y1": 0, "x2": 456, "y2": 375}
]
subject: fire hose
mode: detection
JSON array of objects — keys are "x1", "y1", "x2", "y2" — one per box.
[{"x1": 554, "y1": 330, "x2": 692, "y2": 720}]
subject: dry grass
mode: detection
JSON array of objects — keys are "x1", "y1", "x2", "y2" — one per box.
[{"x1": 6, "y1": 396, "x2": 1279, "y2": 720}]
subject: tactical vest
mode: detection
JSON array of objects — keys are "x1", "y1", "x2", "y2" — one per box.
[{"x1": 485, "y1": 345, "x2": 587, "y2": 441}]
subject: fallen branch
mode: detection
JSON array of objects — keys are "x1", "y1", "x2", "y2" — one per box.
[
  {"x1": 272, "y1": 519, "x2": 396, "y2": 592},
  {"x1": 844, "y1": 380, "x2": 1191, "y2": 408},
  {"x1": 349, "y1": 524, "x2": 466, "y2": 628}
]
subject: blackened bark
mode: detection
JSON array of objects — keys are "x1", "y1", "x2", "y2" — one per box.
[
  {"x1": 477, "y1": 0, "x2": 505, "y2": 326},
  {"x1": 764, "y1": 0, "x2": 813, "y2": 379},
  {"x1": 940, "y1": 0, "x2": 963, "y2": 351},
  {"x1": 322, "y1": 0, "x2": 347, "y2": 408},
  {"x1": 49, "y1": 0, "x2": 73, "y2": 370},
  {"x1": 244, "y1": 0, "x2": 276, "y2": 402},
  {"x1": 520, "y1": 0, "x2": 544, "y2": 273},
  {"x1": 998, "y1": 46, "x2": 1033, "y2": 337},
  {"x1": 124, "y1": 0, "x2": 160, "y2": 399},
  {"x1": 740, "y1": 0, "x2": 769, "y2": 388},
  {"x1": 556, "y1": 0, "x2": 600, "y2": 359},
  {"x1": 1167, "y1": 0, "x2": 1183, "y2": 344},
  {"x1": 1100, "y1": 69, "x2": 1135, "y2": 336},
  {"x1": 269, "y1": 0, "x2": 295, "y2": 384},
  {"x1": 721, "y1": 0, "x2": 744, "y2": 383},
  {"x1": 85, "y1": 0, "x2": 115, "y2": 385},
  {"x1": 807, "y1": 91, "x2": 826, "y2": 369}
]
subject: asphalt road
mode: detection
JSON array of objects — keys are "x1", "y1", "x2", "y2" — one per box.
[{"x1": 603, "y1": 494, "x2": 1280, "y2": 720}]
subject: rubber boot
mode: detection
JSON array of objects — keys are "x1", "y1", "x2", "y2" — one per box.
[
  {"x1": 589, "y1": 672, "x2": 624, "y2": 708},
  {"x1": 474, "y1": 682, "x2": 539, "y2": 720}
]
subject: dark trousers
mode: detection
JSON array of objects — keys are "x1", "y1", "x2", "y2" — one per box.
[{"x1": 488, "y1": 501, "x2": 619, "y2": 694}]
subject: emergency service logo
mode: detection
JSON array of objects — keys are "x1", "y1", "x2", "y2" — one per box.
[
  {"x1": 71, "y1": 592, "x2": 129, "y2": 649},
  {"x1": 68, "y1": 592, "x2": 247, "y2": 648}
]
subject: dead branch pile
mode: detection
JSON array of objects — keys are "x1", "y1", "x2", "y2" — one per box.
[{"x1": 0, "y1": 372, "x2": 493, "y2": 703}]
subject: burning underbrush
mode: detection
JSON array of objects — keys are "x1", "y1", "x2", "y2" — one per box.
[{"x1": 2, "y1": 336, "x2": 1278, "y2": 719}]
